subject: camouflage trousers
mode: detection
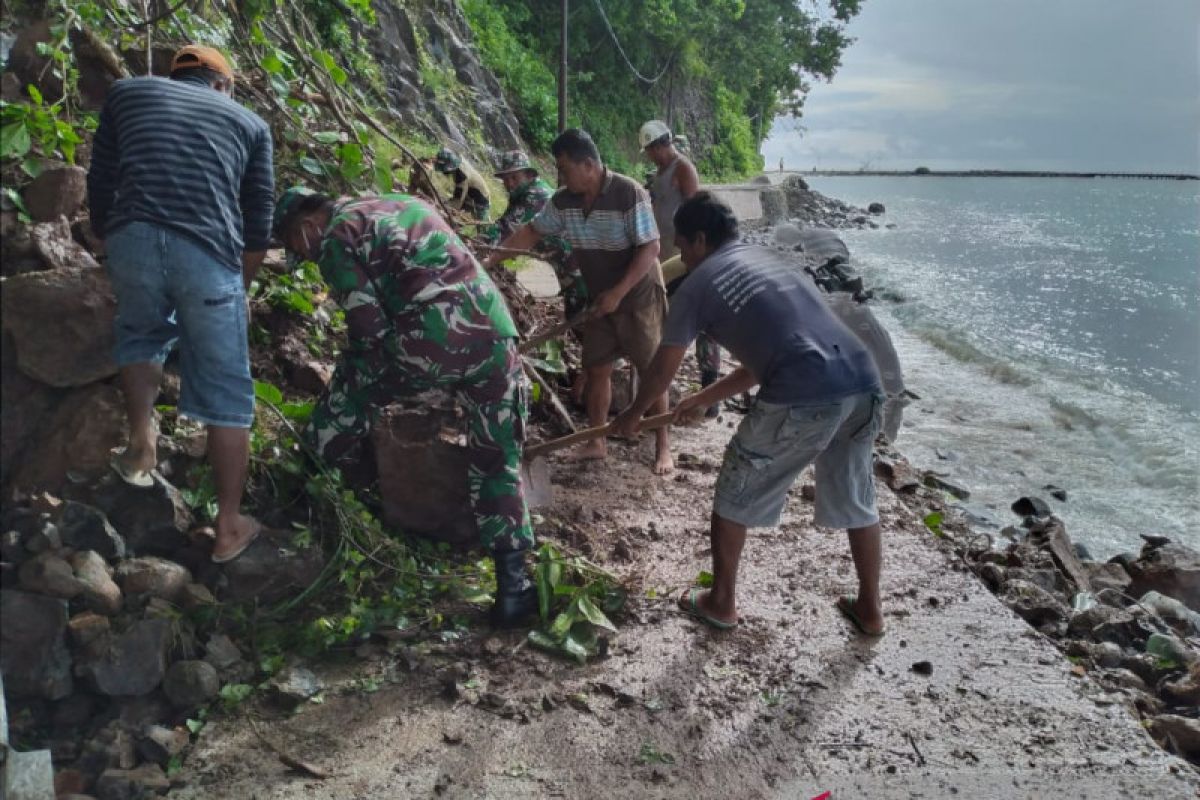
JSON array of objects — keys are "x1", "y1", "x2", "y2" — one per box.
[
  {"x1": 555, "y1": 261, "x2": 589, "y2": 318},
  {"x1": 696, "y1": 333, "x2": 722, "y2": 379},
  {"x1": 306, "y1": 337, "x2": 534, "y2": 552}
]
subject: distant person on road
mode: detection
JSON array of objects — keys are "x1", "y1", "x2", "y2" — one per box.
[
  {"x1": 434, "y1": 147, "x2": 491, "y2": 221},
  {"x1": 273, "y1": 187, "x2": 538, "y2": 627},
  {"x1": 87, "y1": 44, "x2": 273, "y2": 564},
  {"x1": 484, "y1": 128, "x2": 674, "y2": 475},
  {"x1": 482, "y1": 150, "x2": 587, "y2": 318},
  {"x1": 641, "y1": 119, "x2": 721, "y2": 411},
  {"x1": 612, "y1": 192, "x2": 886, "y2": 635}
]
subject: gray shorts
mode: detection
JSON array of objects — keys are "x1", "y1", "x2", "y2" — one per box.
[{"x1": 713, "y1": 390, "x2": 884, "y2": 529}]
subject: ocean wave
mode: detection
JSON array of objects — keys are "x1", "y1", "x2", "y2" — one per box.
[{"x1": 911, "y1": 325, "x2": 1034, "y2": 386}]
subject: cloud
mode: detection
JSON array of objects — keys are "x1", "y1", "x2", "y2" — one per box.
[{"x1": 763, "y1": 0, "x2": 1200, "y2": 173}]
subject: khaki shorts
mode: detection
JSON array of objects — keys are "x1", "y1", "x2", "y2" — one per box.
[
  {"x1": 713, "y1": 390, "x2": 884, "y2": 529},
  {"x1": 580, "y1": 287, "x2": 667, "y2": 372}
]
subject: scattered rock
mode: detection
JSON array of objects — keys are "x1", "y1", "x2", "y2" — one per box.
[
  {"x1": 13, "y1": 382, "x2": 128, "y2": 492},
  {"x1": 1126, "y1": 541, "x2": 1199, "y2": 610},
  {"x1": 95, "y1": 763, "x2": 171, "y2": 799},
  {"x1": 1148, "y1": 715, "x2": 1200, "y2": 760},
  {"x1": 269, "y1": 665, "x2": 323, "y2": 708},
  {"x1": 87, "y1": 475, "x2": 192, "y2": 558},
  {"x1": 23, "y1": 166, "x2": 88, "y2": 223},
  {"x1": 1003, "y1": 579, "x2": 1069, "y2": 626},
  {"x1": 922, "y1": 473, "x2": 970, "y2": 500},
  {"x1": 1, "y1": 266, "x2": 116, "y2": 387},
  {"x1": 66, "y1": 611, "x2": 111, "y2": 660},
  {"x1": 116, "y1": 557, "x2": 191, "y2": 603},
  {"x1": 68, "y1": 550, "x2": 122, "y2": 615},
  {"x1": 136, "y1": 725, "x2": 190, "y2": 767},
  {"x1": 1029, "y1": 519, "x2": 1091, "y2": 593},
  {"x1": 18, "y1": 552, "x2": 85, "y2": 599},
  {"x1": 1083, "y1": 561, "x2": 1131, "y2": 598},
  {"x1": 771, "y1": 223, "x2": 804, "y2": 247},
  {"x1": 0, "y1": 589, "x2": 73, "y2": 700},
  {"x1": 1067, "y1": 605, "x2": 1140, "y2": 647},
  {"x1": 23, "y1": 519, "x2": 61, "y2": 553},
  {"x1": 88, "y1": 618, "x2": 171, "y2": 696},
  {"x1": 1139, "y1": 591, "x2": 1200, "y2": 636},
  {"x1": 1161, "y1": 672, "x2": 1200, "y2": 707},
  {"x1": 203, "y1": 634, "x2": 244, "y2": 672},
  {"x1": 180, "y1": 582, "x2": 216, "y2": 610},
  {"x1": 57, "y1": 502, "x2": 126, "y2": 561},
  {"x1": 1010, "y1": 496, "x2": 1051, "y2": 518},
  {"x1": 287, "y1": 360, "x2": 334, "y2": 394},
  {"x1": 1042, "y1": 484, "x2": 1068, "y2": 502},
  {"x1": 910, "y1": 660, "x2": 933, "y2": 676},
  {"x1": 31, "y1": 216, "x2": 101, "y2": 271},
  {"x1": 218, "y1": 528, "x2": 324, "y2": 603},
  {"x1": 162, "y1": 660, "x2": 219, "y2": 708},
  {"x1": 867, "y1": 202, "x2": 885, "y2": 214}
]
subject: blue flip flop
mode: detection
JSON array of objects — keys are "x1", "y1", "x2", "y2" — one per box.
[{"x1": 679, "y1": 588, "x2": 737, "y2": 630}]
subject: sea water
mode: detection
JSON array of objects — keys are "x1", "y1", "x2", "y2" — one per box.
[{"x1": 804, "y1": 176, "x2": 1199, "y2": 559}]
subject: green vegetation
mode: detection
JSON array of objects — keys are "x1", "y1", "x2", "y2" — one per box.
[{"x1": 461, "y1": 0, "x2": 863, "y2": 179}]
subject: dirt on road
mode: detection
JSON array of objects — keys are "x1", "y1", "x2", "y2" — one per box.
[{"x1": 172, "y1": 390, "x2": 1198, "y2": 799}]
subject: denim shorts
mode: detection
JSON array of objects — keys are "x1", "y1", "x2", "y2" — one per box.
[
  {"x1": 105, "y1": 221, "x2": 253, "y2": 428},
  {"x1": 713, "y1": 390, "x2": 884, "y2": 529}
]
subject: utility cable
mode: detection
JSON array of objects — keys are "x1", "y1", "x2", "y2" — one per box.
[{"x1": 588, "y1": 0, "x2": 673, "y2": 85}]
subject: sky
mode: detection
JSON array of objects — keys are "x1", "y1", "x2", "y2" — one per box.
[{"x1": 762, "y1": 0, "x2": 1200, "y2": 174}]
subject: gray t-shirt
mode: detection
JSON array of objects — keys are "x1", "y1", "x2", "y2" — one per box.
[{"x1": 661, "y1": 241, "x2": 881, "y2": 404}]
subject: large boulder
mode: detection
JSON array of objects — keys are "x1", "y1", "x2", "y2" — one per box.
[
  {"x1": 7, "y1": 20, "x2": 63, "y2": 101},
  {"x1": 86, "y1": 618, "x2": 171, "y2": 696},
  {"x1": 162, "y1": 660, "x2": 220, "y2": 708},
  {"x1": 85, "y1": 473, "x2": 192, "y2": 557},
  {"x1": 1003, "y1": 579, "x2": 1069, "y2": 627},
  {"x1": 0, "y1": 209, "x2": 45, "y2": 275},
  {"x1": 0, "y1": 589, "x2": 74, "y2": 700},
  {"x1": 217, "y1": 528, "x2": 325, "y2": 603},
  {"x1": 1126, "y1": 541, "x2": 1199, "y2": 610},
  {"x1": 12, "y1": 382, "x2": 128, "y2": 492},
  {"x1": 116, "y1": 557, "x2": 192, "y2": 603},
  {"x1": 69, "y1": 550, "x2": 123, "y2": 616},
  {"x1": 18, "y1": 552, "x2": 86, "y2": 600},
  {"x1": 23, "y1": 165, "x2": 88, "y2": 223},
  {"x1": 57, "y1": 501, "x2": 126, "y2": 560},
  {"x1": 1, "y1": 266, "x2": 117, "y2": 387},
  {"x1": 0, "y1": 331, "x2": 61, "y2": 486},
  {"x1": 373, "y1": 402, "x2": 477, "y2": 547}
]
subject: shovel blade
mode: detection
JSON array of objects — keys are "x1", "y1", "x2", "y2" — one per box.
[{"x1": 521, "y1": 455, "x2": 554, "y2": 508}]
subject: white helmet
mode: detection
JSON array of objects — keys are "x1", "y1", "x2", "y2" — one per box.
[{"x1": 639, "y1": 119, "x2": 671, "y2": 149}]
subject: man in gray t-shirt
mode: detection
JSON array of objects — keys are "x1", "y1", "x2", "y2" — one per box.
[{"x1": 613, "y1": 192, "x2": 888, "y2": 637}]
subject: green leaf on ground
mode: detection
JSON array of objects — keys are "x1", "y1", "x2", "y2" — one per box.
[
  {"x1": 637, "y1": 741, "x2": 676, "y2": 765},
  {"x1": 696, "y1": 570, "x2": 714, "y2": 588}
]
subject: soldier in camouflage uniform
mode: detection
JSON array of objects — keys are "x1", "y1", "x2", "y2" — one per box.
[
  {"x1": 434, "y1": 147, "x2": 491, "y2": 222},
  {"x1": 483, "y1": 150, "x2": 588, "y2": 317},
  {"x1": 273, "y1": 187, "x2": 538, "y2": 626}
]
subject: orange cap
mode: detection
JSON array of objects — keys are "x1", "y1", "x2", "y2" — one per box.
[{"x1": 170, "y1": 45, "x2": 233, "y2": 79}]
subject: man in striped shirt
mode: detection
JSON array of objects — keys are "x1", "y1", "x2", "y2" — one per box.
[
  {"x1": 484, "y1": 129, "x2": 673, "y2": 474},
  {"x1": 87, "y1": 45, "x2": 274, "y2": 563}
]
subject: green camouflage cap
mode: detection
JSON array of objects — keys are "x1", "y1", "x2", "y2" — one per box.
[
  {"x1": 494, "y1": 150, "x2": 536, "y2": 177},
  {"x1": 434, "y1": 147, "x2": 461, "y2": 173},
  {"x1": 272, "y1": 185, "x2": 318, "y2": 238}
]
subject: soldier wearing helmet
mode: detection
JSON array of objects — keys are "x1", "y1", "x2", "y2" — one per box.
[
  {"x1": 483, "y1": 151, "x2": 587, "y2": 317},
  {"x1": 434, "y1": 147, "x2": 491, "y2": 221}
]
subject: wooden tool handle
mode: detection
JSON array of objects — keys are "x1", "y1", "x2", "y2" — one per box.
[
  {"x1": 525, "y1": 412, "x2": 675, "y2": 458},
  {"x1": 519, "y1": 308, "x2": 593, "y2": 353}
]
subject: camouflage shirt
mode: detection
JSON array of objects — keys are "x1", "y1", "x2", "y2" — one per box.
[{"x1": 318, "y1": 194, "x2": 518, "y2": 360}]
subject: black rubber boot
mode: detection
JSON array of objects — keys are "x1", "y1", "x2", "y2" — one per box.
[
  {"x1": 700, "y1": 370, "x2": 721, "y2": 418},
  {"x1": 491, "y1": 548, "x2": 538, "y2": 628}
]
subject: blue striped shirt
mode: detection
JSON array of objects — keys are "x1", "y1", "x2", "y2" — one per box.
[{"x1": 87, "y1": 76, "x2": 274, "y2": 272}]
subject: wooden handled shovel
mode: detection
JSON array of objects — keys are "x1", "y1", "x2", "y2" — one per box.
[{"x1": 521, "y1": 412, "x2": 675, "y2": 507}]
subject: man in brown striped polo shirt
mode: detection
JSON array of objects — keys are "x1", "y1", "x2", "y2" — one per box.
[{"x1": 484, "y1": 129, "x2": 673, "y2": 475}]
